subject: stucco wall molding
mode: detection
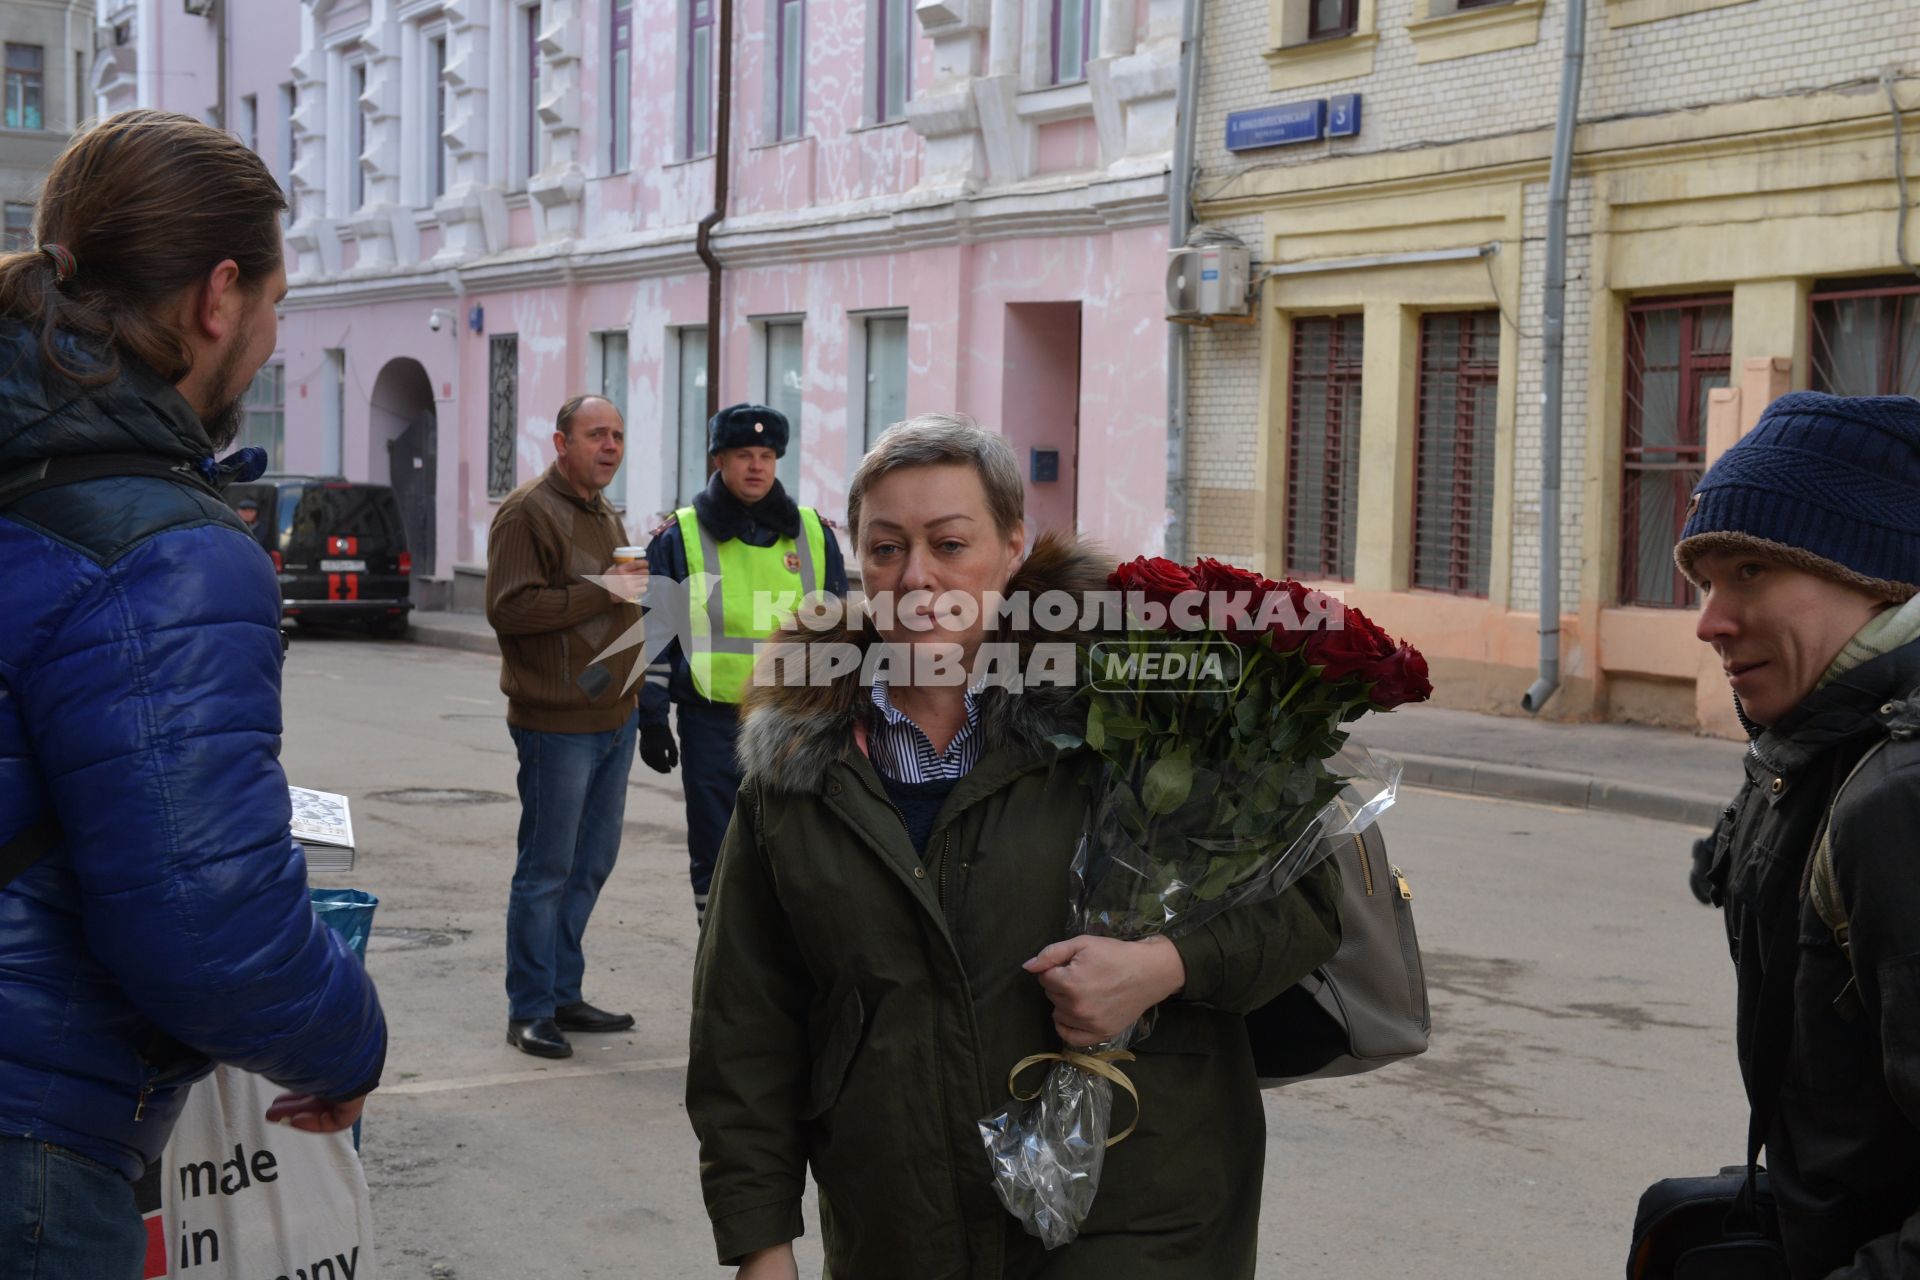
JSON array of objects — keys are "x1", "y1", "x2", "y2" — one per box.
[{"x1": 1406, "y1": 0, "x2": 1545, "y2": 65}]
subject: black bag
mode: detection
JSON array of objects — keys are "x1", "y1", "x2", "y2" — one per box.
[{"x1": 1628, "y1": 1167, "x2": 1787, "y2": 1279}]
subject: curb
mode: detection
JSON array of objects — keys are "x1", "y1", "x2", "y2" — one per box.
[
  {"x1": 1394, "y1": 751, "x2": 1724, "y2": 830},
  {"x1": 405, "y1": 616, "x2": 499, "y2": 658},
  {"x1": 405, "y1": 618, "x2": 1723, "y2": 830}
]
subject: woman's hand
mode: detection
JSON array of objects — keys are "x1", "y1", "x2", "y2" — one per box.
[
  {"x1": 265, "y1": 1091, "x2": 366, "y2": 1134},
  {"x1": 738, "y1": 1243, "x2": 799, "y2": 1280},
  {"x1": 1024, "y1": 935, "x2": 1187, "y2": 1047}
]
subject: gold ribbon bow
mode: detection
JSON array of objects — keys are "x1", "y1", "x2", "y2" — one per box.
[{"x1": 1006, "y1": 1048, "x2": 1141, "y2": 1148}]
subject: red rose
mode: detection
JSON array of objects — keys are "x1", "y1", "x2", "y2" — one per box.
[
  {"x1": 1265, "y1": 579, "x2": 1332, "y2": 654},
  {"x1": 1304, "y1": 602, "x2": 1395, "y2": 680},
  {"x1": 1111, "y1": 557, "x2": 1200, "y2": 629},
  {"x1": 1190, "y1": 558, "x2": 1276, "y2": 645},
  {"x1": 1366, "y1": 643, "x2": 1434, "y2": 709}
]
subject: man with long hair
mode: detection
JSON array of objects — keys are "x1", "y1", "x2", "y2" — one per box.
[{"x1": 0, "y1": 111, "x2": 387, "y2": 1278}]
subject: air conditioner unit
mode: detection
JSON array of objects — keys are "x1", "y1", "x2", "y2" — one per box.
[{"x1": 1166, "y1": 245, "x2": 1252, "y2": 320}]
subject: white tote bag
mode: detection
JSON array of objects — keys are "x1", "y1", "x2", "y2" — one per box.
[{"x1": 148, "y1": 1065, "x2": 376, "y2": 1280}]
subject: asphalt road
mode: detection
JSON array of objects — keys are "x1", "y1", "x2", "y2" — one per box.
[{"x1": 279, "y1": 628, "x2": 1745, "y2": 1279}]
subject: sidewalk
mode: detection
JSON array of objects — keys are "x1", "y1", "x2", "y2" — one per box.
[{"x1": 404, "y1": 611, "x2": 1748, "y2": 830}]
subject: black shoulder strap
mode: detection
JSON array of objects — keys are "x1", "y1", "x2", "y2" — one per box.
[
  {"x1": 0, "y1": 453, "x2": 223, "y2": 513},
  {"x1": 0, "y1": 816, "x2": 59, "y2": 892}
]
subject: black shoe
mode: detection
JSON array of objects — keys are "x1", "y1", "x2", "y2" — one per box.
[
  {"x1": 506, "y1": 1017, "x2": 573, "y2": 1058},
  {"x1": 554, "y1": 1001, "x2": 636, "y2": 1034}
]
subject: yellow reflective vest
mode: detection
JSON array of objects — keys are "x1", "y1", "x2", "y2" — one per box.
[{"x1": 676, "y1": 504, "x2": 827, "y2": 704}]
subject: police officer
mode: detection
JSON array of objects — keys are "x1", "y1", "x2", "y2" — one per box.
[{"x1": 639, "y1": 404, "x2": 847, "y2": 920}]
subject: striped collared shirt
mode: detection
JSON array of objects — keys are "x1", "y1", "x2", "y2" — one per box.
[{"x1": 868, "y1": 679, "x2": 982, "y2": 783}]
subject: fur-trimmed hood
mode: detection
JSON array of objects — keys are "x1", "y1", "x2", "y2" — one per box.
[{"x1": 735, "y1": 531, "x2": 1114, "y2": 793}]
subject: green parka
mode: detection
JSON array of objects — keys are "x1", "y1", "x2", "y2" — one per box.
[{"x1": 686, "y1": 536, "x2": 1343, "y2": 1279}]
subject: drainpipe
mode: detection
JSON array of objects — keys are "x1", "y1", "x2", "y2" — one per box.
[
  {"x1": 1163, "y1": 0, "x2": 1203, "y2": 560},
  {"x1": 1521, "y1": 0, "x2": 1586, "y2": 716},
  {"x1": 214, "y1": 0, "x2": 229, "y2": 130},
  {"x1": 698, "y1": 0, "x2": 735, "y2": 421}
]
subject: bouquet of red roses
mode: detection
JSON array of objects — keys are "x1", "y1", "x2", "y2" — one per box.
[{"x1": 977, "y1": 555, "x2": 1430, "y2": 1248}]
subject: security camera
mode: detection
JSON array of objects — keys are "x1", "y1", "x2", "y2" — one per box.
[{"x1": 428, "y1": 307, "x2": 453, "y2": 332}]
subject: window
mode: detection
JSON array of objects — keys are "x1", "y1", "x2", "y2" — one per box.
[
  {"x1": 322, "y1": 349, "x2": 346, "y2": 475},
  {"x1": 5, "y1": 45, "x2": 43, "y2": 130},
  {"x1": 677, "y1": 327, "x2": 710, "y2": 504},
  {"x1": 1454, "y1": 0, "x2": 1512, "y2": 8},
  {"x1": 1620, "y1": 296, "x2": 1731, "y2": 609},
  {"x1": 525, "y1": 4, "x2": 544, "y2": 181},
  {"x1": 875, "y1": 0, "x2": 911, "y2": 122},
  {"x1": 1286, "y1": 315, "x2": 1363, "y2": 581},
  {"x1": 240, "y1": 93, "x2": 258, "y2": 153},
  {"x1": 862, "y1": 314, "x2": 908, "y2": 448},
  {"x1": 764, "y1": 319, "x2": 804, "y2": 492},
  {"x1": 594, "y1": 330, "x2": 630, "y2": 506},
  {"x1": 279, "y1": 83, "x2": 298, "y2": 217},
  {"x1": 239, "y1": 363, "x2": 286, "y2": 471},
  {"x1": 1811, "y1": 279, "x2": 1920, "y2": 399},
  {"x1": 1308, "y1": 0, "x2": 1360, "y2": 38},
  {"x1": 489, "y1": 335, "x2": 520, "y2": 498},
  {"x1": 3, "y1": 203, "x2": 30, "y2": 252},
  {"x1": 1051, "y1": 0, "x2": 1099, "y2": 85},
  {"x1": 685, "y1": 0, "x2": 714, "y2": 158},
  {"x1": 430, "y1": 35, "x2": 449, "y2": 199},
  {"x1": 775, "y1": 0, "x2": 805, "y2": 141},
  {"x1": 609, "y1": 0, "x2": 632, "y2": 172},
  {"x1": 1413, "y1": 311, "x2": 1499, "y2": 596},
  {"x1": 351, "y1": 62, "x2": 368, "y2": 210}
]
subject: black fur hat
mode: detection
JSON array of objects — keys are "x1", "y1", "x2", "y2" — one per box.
[{"x1": 708, "y1": 403, "x2": 789, "y2": 458}]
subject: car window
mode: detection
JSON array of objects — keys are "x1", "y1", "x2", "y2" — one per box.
[{"x1": 285, "y1": 486, "x2": 404, "y2": 551}]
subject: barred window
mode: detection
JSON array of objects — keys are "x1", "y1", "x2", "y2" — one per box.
[
  {"x1": 1286, "y1": 314, "x2": 1363, "y2": 581},
  {"x1": 1620, "y1": 297, "x2": 1731, "y2": 609},
  {"x1": 1811, "y1": 279, "x2": 1920, "y2": 399},
  {"x1": 1413, "y1": 311, "x2": 1498, "y2": 596},
  {"x1": 488, "y1": 335, "x2": 519, "y2": 498}
]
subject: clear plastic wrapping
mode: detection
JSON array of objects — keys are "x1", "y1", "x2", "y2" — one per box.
[{"x1": 979, "y1": 749, "x2": 1401, "y2": 1249}]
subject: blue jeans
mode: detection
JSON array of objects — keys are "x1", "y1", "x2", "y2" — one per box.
[
  {"x1": 0, "y1": 1135, "x2": 146, "y2": 1280},
  {"x1": 505, "y1": 713, "x2": 636, "y2": 1020}
]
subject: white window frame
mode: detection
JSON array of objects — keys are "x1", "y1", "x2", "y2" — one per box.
[
  {"x1": 864, "y1": 0, "x2": 912, "y2": 125},
  {"x1": 325, "y1": 43, "x2": 369, "y2": 218},
  {"x1": 847, "y1": 309, "x2": 909, "y2": 472},
  {"x1": 511, "y1": 0, "x2": 544, "y2": 189},
  {"x1": 401, "y1": 18, "x2": 452, "y2": 208},
  {"x1": 587, "y1": 329, "x2": 632, "y2": 509},
  {"x1": 768, "y1": 0, "x2": 806, "y2": 143},
  {"x1": 606, "y1": 0, "x2": 634, "y2": 174},
  {"x1": 749, "y1": 315, "x2": 806, "y2": 494},
  {"x1": 676, "y1": 0, "x2": 716, "y2": 160},
  {"x1": 667, "y1": 325, "x2": 712, "y2": 508}
]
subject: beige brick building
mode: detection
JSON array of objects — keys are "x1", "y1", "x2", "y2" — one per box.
[{"x1": 1184, "y1": 0, "x2": 1920, "y2": 733}]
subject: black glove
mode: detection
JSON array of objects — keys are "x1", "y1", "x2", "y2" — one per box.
[
  {"x1": 1688, "y1": 834, "x2": 1719, "y2": 906},
  {"x1": 640, "y1": 723, "x2": 679, "y2": 774}
]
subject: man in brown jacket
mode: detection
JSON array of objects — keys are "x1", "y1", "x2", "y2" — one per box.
[{"x1": 485, "y1": 394, "x2": 647, "y2": 1059}]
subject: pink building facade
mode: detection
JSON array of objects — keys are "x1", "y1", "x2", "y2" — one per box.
[{"x1": 99, "y1": 0, "x2": 1182, "y2": 604}]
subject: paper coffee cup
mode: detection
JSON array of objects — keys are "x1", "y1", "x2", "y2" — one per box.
[{"x1": 612, "y1": 546, "x2": 644, "y2": 563}]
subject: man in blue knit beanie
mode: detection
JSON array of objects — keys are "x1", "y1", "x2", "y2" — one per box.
[{"x1": 1672, "y1": 391, "x2": 1920, "y2": 1277}]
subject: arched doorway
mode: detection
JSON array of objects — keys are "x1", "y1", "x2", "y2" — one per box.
[{"x1": 369, "y1": 357, "x2": 437, "y2": 578}]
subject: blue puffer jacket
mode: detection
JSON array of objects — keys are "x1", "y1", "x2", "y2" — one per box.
[{"x1": 0, "y1": 324, "x2": 387, "y2": 1180}]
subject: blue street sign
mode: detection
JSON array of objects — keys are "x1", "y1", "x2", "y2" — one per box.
[
  {"x1": 1328, "y1": 93, "x2": 1362, "y2": 138},
  {"x1": 1225, "y1": 100, "x2": 1327, "y2": 152}
]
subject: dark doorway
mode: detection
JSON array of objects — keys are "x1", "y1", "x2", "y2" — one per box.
[{"x1": 370, "y1": 358, "x2": 437, "y2": 578}]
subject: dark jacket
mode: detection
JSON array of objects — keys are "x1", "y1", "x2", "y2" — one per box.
[
  {"x1": 0, "y1": 324, "x2": 388, "y2": 1179},
  {"x1": 686, "y1": 535, "x2": 1343, "y2": 1279},
  {"x1": 1704, "y1": 638, "x2": 1920, "y2": 1278},
  {"x1": 638, "y1": 473, "x2": 847, "y2": 724}
]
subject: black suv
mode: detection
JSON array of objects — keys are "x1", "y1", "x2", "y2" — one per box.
[{"x1": 226, "y1": 476, "x2": 414, "y2": 637}]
